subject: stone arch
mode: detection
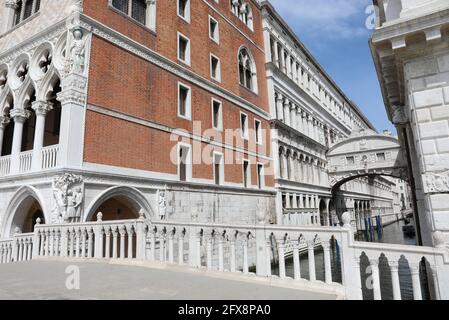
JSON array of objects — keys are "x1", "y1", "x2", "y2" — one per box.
[
  {"x1": 319, "y1": 199, "x2": 328, "y2": 226},
  {"x1": 30, "y1": 42, "x2": 54, "y2": 82},
  {"x1": 84, "y1": 186, "x2": 154, "y2": 222},
  {"x1": 1, "y1": 185, "x2": 47, "y2": 237}
]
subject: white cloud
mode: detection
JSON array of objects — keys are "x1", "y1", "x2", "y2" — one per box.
[{"x1": 268, "y1": 0, "x2": 371, "y2": 40}]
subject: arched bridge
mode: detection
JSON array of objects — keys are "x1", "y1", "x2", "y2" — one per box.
[{"x1": 327, "y1": 129, "x2": 408, "y2": 191}]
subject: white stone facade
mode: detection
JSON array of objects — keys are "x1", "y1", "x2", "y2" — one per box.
[{"x1": 262, "y1": 3, "x2": 400, "y2": 230}]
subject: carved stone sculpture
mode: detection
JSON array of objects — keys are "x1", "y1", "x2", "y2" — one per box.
[
  {"x1": 52, "y1": 173, "x2": 84, "y2": 223},
  {"x1": 158, "y1": 189, "x2": 167, "y2": 220}
]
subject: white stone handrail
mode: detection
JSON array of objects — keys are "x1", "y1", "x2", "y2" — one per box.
[
  {"x1": 2, "y1": 217, "x2": 449, "y2": 300},
  {"x1": 19, "y1": 150, "x2": 33, "y2": 173},
  {"x1": 0, "y1": 155, "x2": 11, "y2": 176},
  {"x1": 41, "y1": 144, "x2": 59, "y2": 169}
]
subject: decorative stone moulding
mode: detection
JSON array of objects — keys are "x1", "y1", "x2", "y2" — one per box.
[{"x1": 423, "y1": 171, "x2": 449, "y2": 193}]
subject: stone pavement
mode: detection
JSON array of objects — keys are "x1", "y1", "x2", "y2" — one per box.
[{"x1": 0, "y1": 260, "x2": 339, "y2": 300}]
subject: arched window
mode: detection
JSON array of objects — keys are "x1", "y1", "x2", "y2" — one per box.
[
  {"x1": 238, "y1": 48, "x2": 255, "y2": 91},
  {"x1": 230, "y1": 0, "x2": 253, "y2": 30}
]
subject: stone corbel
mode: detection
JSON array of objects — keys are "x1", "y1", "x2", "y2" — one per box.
[
  {"x1": 424, "y1": 27, "x2": 442, "y2": 43},
  {"x1": 391, "y1": 36, "x2": 407, "y2": 51}
]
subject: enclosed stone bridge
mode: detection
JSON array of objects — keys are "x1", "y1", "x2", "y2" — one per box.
[{"x1": 327, "y1": 129, "x2": 409, "y2": 191}]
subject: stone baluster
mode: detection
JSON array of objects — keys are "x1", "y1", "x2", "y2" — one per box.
[
  {"x1": 370, "y1": 259, "x2": 382, "y2": 300},
  {"x1": 127, "y1": 226, "x2": 133, "y2": 259},
  {"x1": 94, "y1": 213, "x2": 104, "y2": 259},
  {"x1": 17, "y1": 239, "x2": 23, "y2": 262},
  {"x1": 218, "y1": 236, "x2": 224, "y2": 272},
  {"x1": 27, "y1": 239, "x2": 33, "y2": 260},
  {"x1": 322, "y1": 242, "x2": 332, "y2": 284},
  {"x1": 410, "y1": 263, "x2": 423, "y2": 300},
  {"x1": 119, "y1": 226, "x2": 126, "y2": 259},
  {"x1": 87, "y1": 229, "x2": 93, "y2": 258},
  {"x1": 81, "y1": 229, "x2": 86, "y2": 258},
  {"x1": 112, "y1": 227, "x2": 118, "y2": 259},
  {"x1": 242, "y1": 239, "x2": 249, "y2": 274},
  {"x1": 178, "y1": 232, "x2": 184, "y2": 265},
  {"x1": 45, "y1": 230, "x2": 51, "y2": 257},
  {"x1": 278, "y1": 240, "x2": 286, "y2": 279},
  {"x1": 293, "y1": 241, "x2": 301, "y2": 280},
  {"x1": 54, "y1": 230, "x2": 60, "y2": 257},
  {"x1": 149, "y1": 230, "x2": 156, "y2": 261},
  {"x1": 168, "y1": 232, "x2": 174, "y2": 263},
  {"x1": 307, "y1": 240, "x2": 316, "y2": 281},
  {"x1": 68, "y1": 230, "x2": 74, "y2": 257},
  {"x1": 105, "y1": 228, "x2": 111, "y2": 259},
  {"x1": 206, "y1": 237, "x2": 213, "y2": 270},
  {"x1": 159, "y1": 232, "x2": 165, "y2": 262},
  {"x1": 230, "y1": 240, "x2": 236, "y2": 273},
  {"x1": 389, "y1": 261, "x2": 401, "y2": 300}
]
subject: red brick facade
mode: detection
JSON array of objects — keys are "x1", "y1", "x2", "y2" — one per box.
[{"x1": 83, "y1": 0, "x2": 273, "y2": 188}]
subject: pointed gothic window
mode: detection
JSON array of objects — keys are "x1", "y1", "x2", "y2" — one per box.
[{"x1": 238, "y1": 48, "x2": 255, "y2": 91}]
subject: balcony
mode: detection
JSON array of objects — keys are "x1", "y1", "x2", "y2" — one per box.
[
  {"x1": 0, "y1": 144, "x2": 59, "y2": 177},
  {"x1": 377, "y1": 0, "x2": 449, "y2": 27}
]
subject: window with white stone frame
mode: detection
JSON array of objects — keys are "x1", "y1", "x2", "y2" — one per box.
[
  {"x1": 238, "y1": 48, "x2": 256, "y2": 92},
  {"x1": 242, "y1": 159, "x2": 250, "y2": 188},
  {"x1": 177, "y1": 0, "x2": 190, "y2": 23},
  {"x1": 230, "y1": 0, "x2": 253, "y2": 30},
  {"x1": 110, "y1": 0, "x2": 156, "y2": 30},
  {"x1": 9, "y1": 0, "x2": 40, "y2": 28}
]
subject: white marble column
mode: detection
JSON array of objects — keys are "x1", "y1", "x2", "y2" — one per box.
[
  {"x1": 276, "y1": 94, "x2": 284, "y2": 121},
  {"x1": 273, "y1": 39, "x2": 280, "y2": 68},
  {"x1": 322, "y1": 242, "x2": 332, "y2": 284},
  {"x1": 31, "y1": 101, "x2": 53, "y2": 171},
  {"x1": 0, "y1": 116, "x2": 10, "y2": 156},
  {"x1": 3, "y1": 1, "x2": 17, "y2": 32},
  {"x1": 281, "y1": 151, "x2": 288, "y2": 179},
  {"x1": 284, "y1": 99, "x2": 291, "y2": 126},
  {"x1": 145, "y1": 0, "x2": 157, "y2": 30},
  {"x1": 10, "y1": 108, "x2": 30, "y2": 173},
  {"x1": 299, "y1": 194, "x2": 304, "y2": 209}
]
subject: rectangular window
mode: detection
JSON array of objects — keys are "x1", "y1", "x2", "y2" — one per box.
[
  {"x1": 346, "y1": 156, "x2": 355, "y2": 165},
  {"x1": 177, "y1": 32, "x2": 191, "y2": 65},
  {"x1": 243, "y1": 160, "x2": 250, "y2": 188},
  {"x1": 178, "y1": 144, "x2": 191, "y2": 182},
  {"x1": 257, "y1": 163, "x2": 264, "y2": 189},
  {"x1": 240, "y1": 112, "x2": 248, "y2": 139},
  {"x1": 254, "y1": 119, "x2": 262, "y2": 145},
  {"x1": 377, "y1": 152, "x2": 386, "y2": 161},
  {"x1": 178, "y1": 83, "x2": 191, "y2": 119},
  {"x1": 213, "y1": 153, "x2": 223, "y2": 185},
  {"x1": 212, "y1": 99, "x2": 222, "y2": 130},
  {"x1": 13, "y1": 0, "x2": 41, "y2": 27},
  {"x1": 210, "y1": 54, "x2": 221, "y2": 81},
  {"x1": 209, "y1": 16, "x2": 219, "y2": 43},
  {"x1": 112, "y1": 0, "x2": 146, "y2": 25},
  {"x1": 282, "y1": 194, "x2": 287, "y2": 208},
  {"x1": 177, "y1": 0, "x2": 190, "y2": 22}
]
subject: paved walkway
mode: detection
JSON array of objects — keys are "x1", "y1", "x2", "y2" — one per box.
[{"x1": 0, "y1": 260, "x2": 339, "y2": 300}]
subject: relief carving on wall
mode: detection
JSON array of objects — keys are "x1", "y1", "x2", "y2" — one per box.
[
  {"x1": 423, "y1": 171, "x2": 449, "y2": 193},
  {"x1": 158, "y1": 189, "x2": 167, "y2": 220},
  {"x1": 391, "y1": 105, "x2": 408, "y2": 125},
  {"x1": 52, "y1": 173, "x2": 84, "y2": 223}
]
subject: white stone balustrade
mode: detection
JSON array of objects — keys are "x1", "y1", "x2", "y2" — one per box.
[{"x1": 1, "y1": 216, "x2": 449, "y2": 301}]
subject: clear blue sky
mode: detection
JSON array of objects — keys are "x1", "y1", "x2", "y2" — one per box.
[{"x1": 269, "y1": 0, "x2": 395, "y2": 133}]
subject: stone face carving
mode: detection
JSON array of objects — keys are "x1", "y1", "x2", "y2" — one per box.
[
  {"x1": 423, "y1": 171, "x2": 449, "y2": 193},
  {"x1": 52, "y1": 173, "x2": 84, "y2": 223},
  {"x1": 341, "y1": 212, "x2": 351, "y2": 228},
  {"x1": 391, "y1": 105, "x2": 408, "y2": 125}
]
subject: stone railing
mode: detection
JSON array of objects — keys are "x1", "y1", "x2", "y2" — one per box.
[
  {"x1": 19, "y1": 150, "x2": 33, "y2": 173},
  {"x1": 1, "y1": 213, "x2": 448, "y2": 300},
  {"x1": 41, "y1": 145, "x2": 59, "y2": 170},
  {"x1": 0, "y1": 233, "x2": 34, "y2": 264},
  {"x1": 0, "y1": 155, "x2": 11, "y2": 176}
]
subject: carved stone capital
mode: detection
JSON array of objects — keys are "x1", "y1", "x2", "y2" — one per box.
[
  {"x1": 9, "y1": 108, "x2": 30, "y2": 123},
  {"x1": 5, "y1": 0, "x2": 18, "y2": 9},
  {"x1": 31, "y1": 100, "x2": 53, "y2": 116}
]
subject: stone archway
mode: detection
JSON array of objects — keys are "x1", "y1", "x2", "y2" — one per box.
[
  {"x1": 319, "y1": 199, "x2": 328, "y2": 226},
  {"x1": 85, "y1": 186, "x2": 154, "y2": 222},
  {"x1": 2, "y1": 186, "x2": 47, "y2": 237},
  {"x1": 328, "y1": 200, "x2": 336, "y2": 226}
]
